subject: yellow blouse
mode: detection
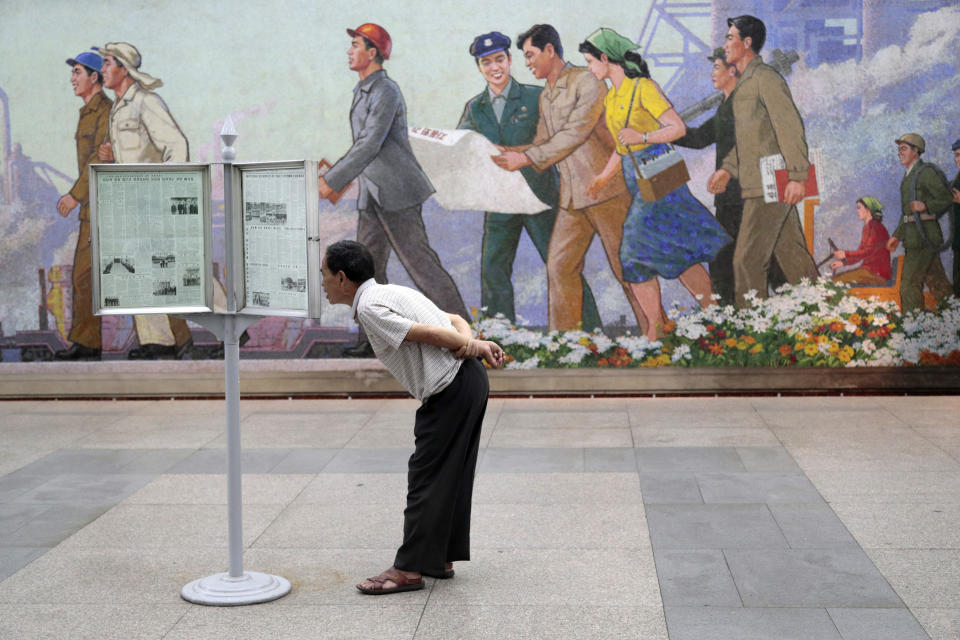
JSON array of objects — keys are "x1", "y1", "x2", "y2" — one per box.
[{"x1": 603, "y1": 76, "x2": 672, "y2": 155}]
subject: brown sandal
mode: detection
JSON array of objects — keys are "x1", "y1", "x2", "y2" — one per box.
[{"x1": 356, "y1": 567, "x2": 424, "y2": 595}]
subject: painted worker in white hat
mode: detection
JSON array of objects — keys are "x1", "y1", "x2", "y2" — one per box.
[{"x1": 97, "y1": 42, "x2": 193, "y2": 359}]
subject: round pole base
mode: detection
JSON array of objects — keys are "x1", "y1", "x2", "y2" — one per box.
[{"x1": 181, "y1": 571, "x2": 291, "y2": 606}]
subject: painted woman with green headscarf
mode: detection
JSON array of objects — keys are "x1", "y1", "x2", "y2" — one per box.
[
  {"x1": 830, "y1": 196, "x2": 891, "y2": 285},
  {"x1": 580, "y1": 27, "x2": 730, "y2": 339}
]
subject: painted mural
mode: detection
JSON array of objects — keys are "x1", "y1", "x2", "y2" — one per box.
[{"x1": 1, "y1": 0, "x2": 958, "y2": 369}]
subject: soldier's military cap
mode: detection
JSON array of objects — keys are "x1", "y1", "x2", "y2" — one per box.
[
  {"x1": 952, "y1": 138, "x2": 960, "y2": 152},
  {"x1": 895, "y1": 133, "x2": 925, "y2": 154},
  {"x1": 470, "y1": 32, "x2": 511, "y2": 58},
  {"x1": 706, "y1": 47, "x2": 726, "y2": 62}
]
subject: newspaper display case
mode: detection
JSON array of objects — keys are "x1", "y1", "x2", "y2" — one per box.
[
  {"x1": 89, "y1": 163, "x2": 215, "y2": 316},
  {"x1": 230, "y1": 160, "x2": 321, "y2": 318}
]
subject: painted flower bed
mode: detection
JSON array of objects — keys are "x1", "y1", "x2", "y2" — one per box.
[{"x1": 473, "y1": 279, "x2": 960, "y2": 369}]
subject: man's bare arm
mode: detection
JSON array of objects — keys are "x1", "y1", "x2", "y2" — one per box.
[
  {"x1": 405, "y1": 321, "x2": 505, "y2": 368},
  {"x1": 405, "y1": 323, "x2": 468, "y2": 351}
]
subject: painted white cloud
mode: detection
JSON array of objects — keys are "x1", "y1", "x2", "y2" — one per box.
[{"x1": 791, "y1": 5, "x2": 960, "y2": 114}]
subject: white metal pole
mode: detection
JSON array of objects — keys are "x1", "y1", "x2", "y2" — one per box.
[{"x1": 181, "y1": 116, "x2": 290, "y2": 605}]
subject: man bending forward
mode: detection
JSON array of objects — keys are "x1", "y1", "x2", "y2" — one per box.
[{"x1": 321, "y1": 240, "x2": 505, "y2": 594}]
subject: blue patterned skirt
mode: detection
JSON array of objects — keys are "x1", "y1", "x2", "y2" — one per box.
[{"x1": 619, "y1": 144, "x2": 731, "y2": 283}]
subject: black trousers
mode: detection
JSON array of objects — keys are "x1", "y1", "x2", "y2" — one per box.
[{"x1": 393, "y1": 358, "x2": 488, "y2": 575}]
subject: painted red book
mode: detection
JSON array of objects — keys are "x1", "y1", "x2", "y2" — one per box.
[{"x1": 775, "y1": 164, "x2": 818, "y2": 201}]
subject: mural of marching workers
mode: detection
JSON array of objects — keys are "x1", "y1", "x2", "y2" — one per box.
[{"x1": 1, "y1": 0, "x2": 958, "y2": 369}]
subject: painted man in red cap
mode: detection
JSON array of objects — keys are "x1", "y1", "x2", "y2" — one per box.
[{"x1": 319, "y1": 23, "x2": 468, "y2": 358}]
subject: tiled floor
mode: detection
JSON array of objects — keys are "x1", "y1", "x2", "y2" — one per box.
[{"x1": 0, "y1": 395, "x2": 958, "y2": 639}]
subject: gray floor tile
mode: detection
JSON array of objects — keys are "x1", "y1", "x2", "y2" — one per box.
[
  {"x1": 631, "y1": 426, "x2": 780, "y2": 447},
  {"x1": 653, "y1": 549, "x2": 742, "y2": 606},
  {"x1": 0, "y1": 548, "x2": 47, "y2": 582},
  {"x1": 471, "y1": 503, "x2": 650, "y2": 550},
  {"x1": 271, "y1": 448, "x2": 339, "y2": 473},
  {"x1": 489, "y1": 426, "x2": 632, "y2": 448},
  {"x1": 124, "y1": 474, "x2": 312, "y2": 505},
  {"x1": 1, "y1": 504, "x2": 112, "y2": 547},
  {"x1": 252, "y1": 502, "x2": 403, "y2": 549},
  {"x1": 697, "y1": 472, "x2": 825, "y2": 504},
  {"x1": 291, "y1": 473, "x2": 407, "y2": 505},
  {"x1": 12, "y1": 474, "x2": 154, "y2": 504},
  {"x1": 116, "y1": 449, "x2": 196, "y2": 474},
  {"x1": 472, "y1": 473, "x2": 642, "y2": 505},
  {"x1": 0, "y1": 473, "x2": 49, "y2": 502},
  {"x1": 0, "y1": 504, "x2": 51, "y2": 535},
  {"x1": 737, "y1": 446, "x2": 801, "y2": 471},
  {"x1": 637, "y1": 472, "x2": 703, "y2": 504},
  {"x1": 11, "y1": 449, "x2": 147, "y2": 475},
  {"x1": 321, "y1": 448, "x2": 413, "y2": 473},
  {"x1": 584, "y1": 447, "x2": 637, "y2": 472},
  {"x1": 646, "y1": 504, "x2": 787, "y2": 549},
  {"x1": 59, "y1": 503, "x2": 284, "y2": 549},
  {"x1": 414, "y1": 604, "x2": 668, "y2": 640},
  {"x1": 0, "y1": 604, "x2": 187, "y2": 640},
  {"x1": 0, "y1": 546, "x2": 240, "y2": 604},
  {"x1": 664, "y1": 606, "x2": 842, "y2": 640},
  {"x1": 479, "y1": 448, "x2": 584, "y2": 473},
  {"x1": 827, "y1": 607, "x2": 931, "y2": 640},
  {"x1": 636, "y1": 447, "x2": 745, "y2": 472},
  {"x1": 166, "y1": 448, "x2": 292, "y2": 474},
  {"x1": 495, "y1": 410, "x2": 629, "y2": 429},
  {"x1": 428, "y1": 548, "x2": 661, "y2": 606},
  {"x1": 725, "y1": 548, "x2": 903, "y2": 607},
  {"x1": 769, "y1": 504, "x2": 859, "y2": 549},
  {"x1": 165, "y1": 604, "x2": 423, "y2": 640}
]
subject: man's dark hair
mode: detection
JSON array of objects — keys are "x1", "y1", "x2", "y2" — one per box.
[
  {"x1": 577, "y1": 40, "x2": 650, "y2": 79},
  {"x1": 325, "y1": 240, "x2": 375, "y2": 284},
  {"x1": 361, "y1": 36, "x2": 385, "y2": 65},
  {"x1": 79, "y1": 65, "x2": 102, "y2": 86},
  {"x1": 517, "y1": 24, "x2": 563, "y2": 59},
  {"x1": 727, "y1": 15, "x2": 766, "y2": 54}
]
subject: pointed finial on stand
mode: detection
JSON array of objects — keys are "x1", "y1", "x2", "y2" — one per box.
[{"x1": 220, "y1": 115, "x2": 238, "y2": 162}]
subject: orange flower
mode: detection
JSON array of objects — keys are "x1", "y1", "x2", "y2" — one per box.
[
  {"x1": 707, "y1": 343, "x2": 723, "y2": 355},
  {"x1": 829, "y1": 321, "x2": 844, "y2": 332},
  {"x1": 662, "y1": 320, "x2": 677, "y2": 334},
  {"x1": 725, "y1": 337, "x2": 739, "y2": 348},
  {"x1": 848, "y1": 313, "x2": 862, "y2": 326},
  {"x1": 744, "y1": 336, "x2": 757, "y2": 345},
  {"x1": 779, "y1": 344, "x2": 792, "y2": 356}
]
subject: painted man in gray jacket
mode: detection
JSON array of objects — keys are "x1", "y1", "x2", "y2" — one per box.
[{"x1": 320, "y1": 23, "x2": 468, "y2": 356}]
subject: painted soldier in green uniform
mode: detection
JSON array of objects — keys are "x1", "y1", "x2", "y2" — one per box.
[
  {"x1": 885, "y1": 133, "x2": 953, "y2": 311},
  {"x1": 458, "y1": 31, "x2": 601, "y2": 329}
]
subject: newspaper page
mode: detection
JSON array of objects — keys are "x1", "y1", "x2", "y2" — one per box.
[
  {"x1": 408, "y1": 127, "x2": 549, "y2": 214},
  {"x1": 95, "y1": 170, "x2": 206, "y2": 310},
  {"x1": 760, "y1": 148, "x2": 824, "y2": 203},
  {"x1": 241, "y1": 167, "x2": 308, "y2": 313}
]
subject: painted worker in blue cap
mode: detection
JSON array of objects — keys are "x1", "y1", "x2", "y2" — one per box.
[
  {"x1": 458, "y1": 31, "x2": 601, "y2": 329},
  {"x1": 951, "y1": 138, "x2": 960, "y2": 296},
  {"x1": 55, "y1": 50, "x2": 113, "y2": 361}
]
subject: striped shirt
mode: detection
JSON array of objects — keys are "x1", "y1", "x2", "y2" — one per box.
[{"x1": 352, "y1": 279, "x2": 462, "y2": 402}]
